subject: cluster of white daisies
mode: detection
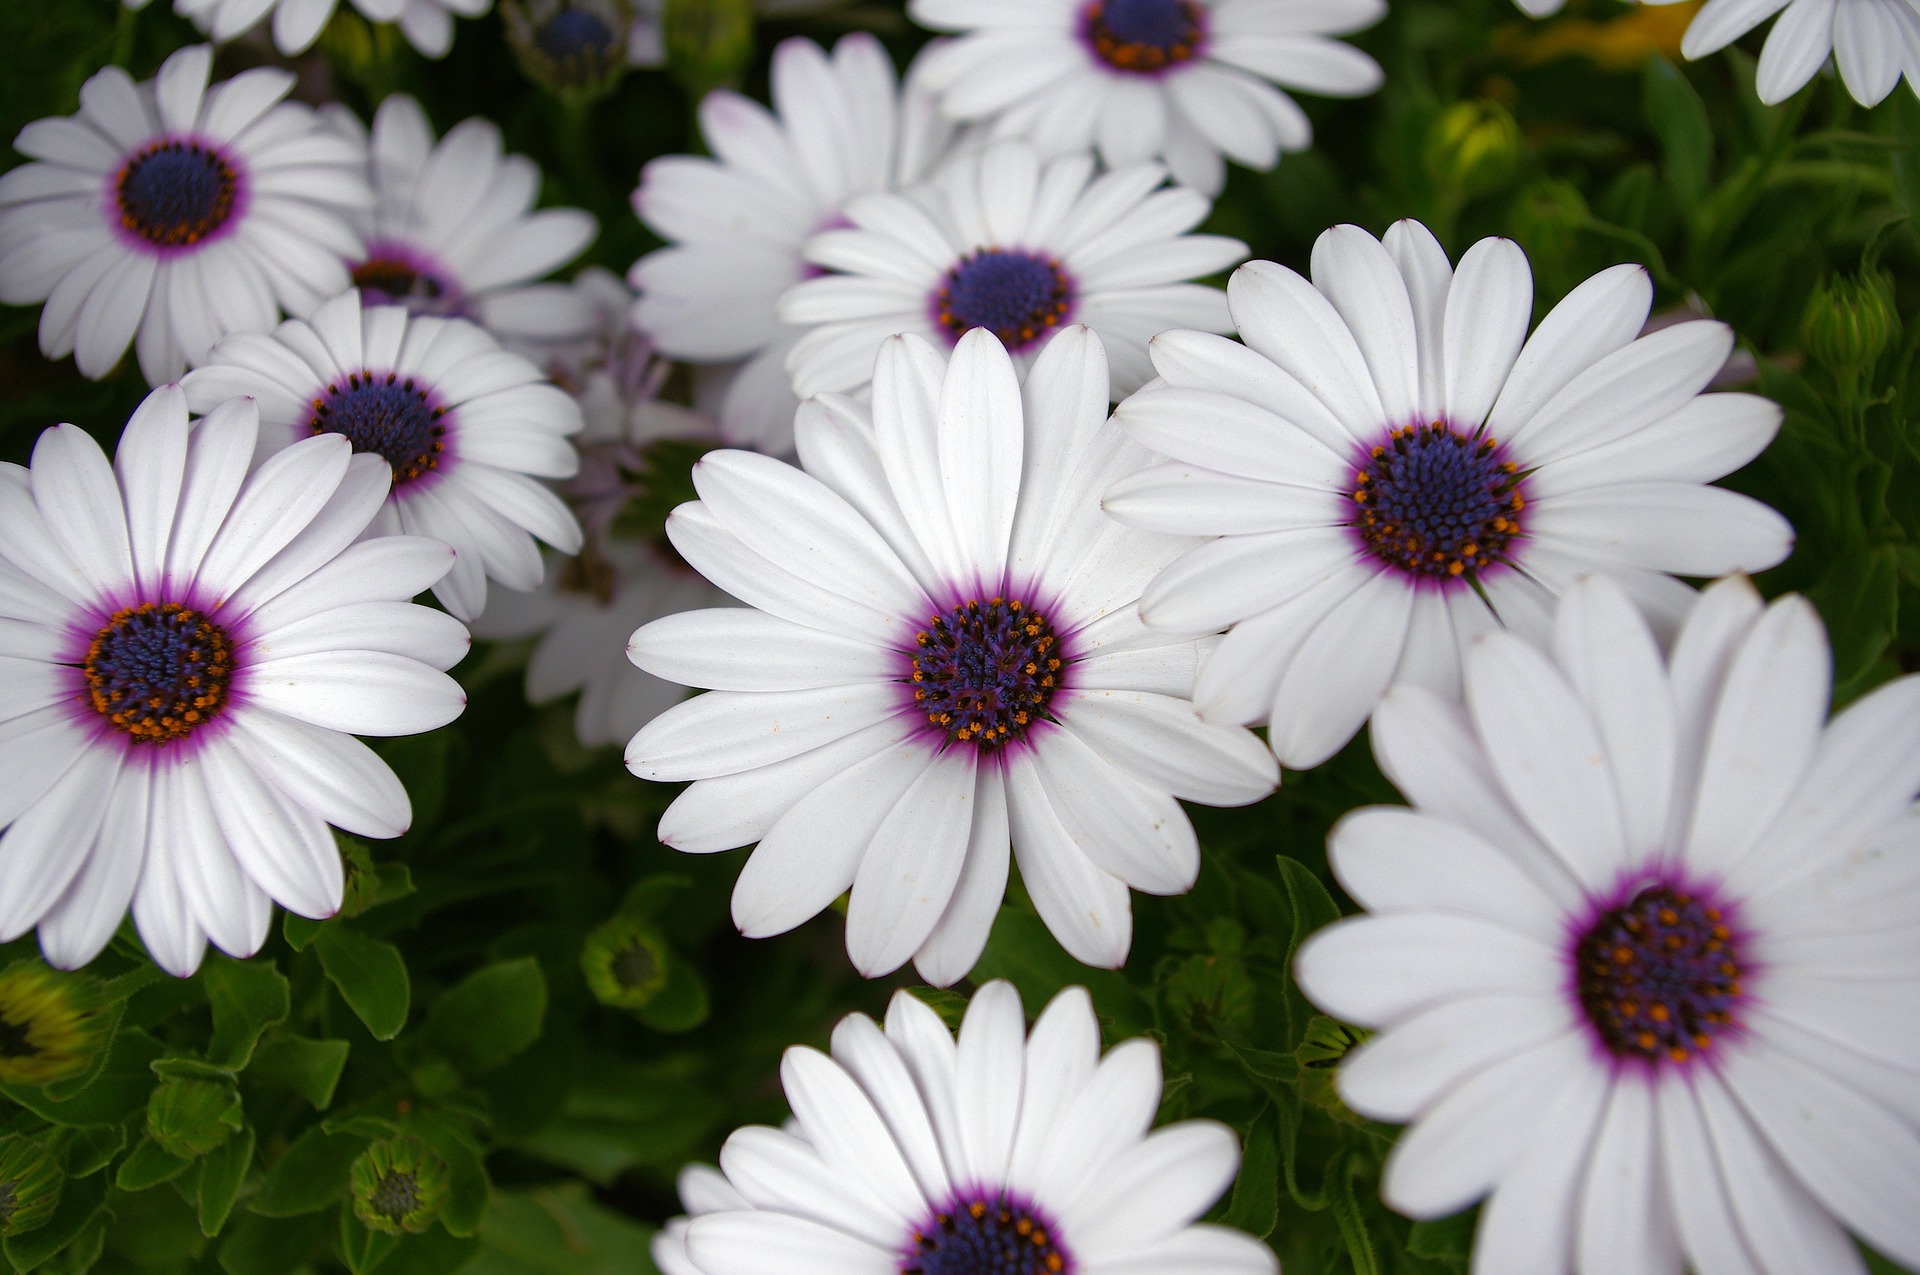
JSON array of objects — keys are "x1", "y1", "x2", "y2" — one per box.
[{"x1": 0, "y1": 4, "x2": 1917, "y2": 1275}]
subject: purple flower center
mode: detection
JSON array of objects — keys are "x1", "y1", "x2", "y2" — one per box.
[
  {"x1": 1350, "y1": 422, "x2": 1525, "y2": 581},
  {"x1": 351, "y1": 253, "x2": 462, "y2": 317},
  {"x1": 115, "y1": 140, "x2": 239, "y2": 250},
  {"x1": 1082, "y1": 0, "x2": 1204, "y2": 74},
  {"x1": 902, "y1": 1191, "x2": 1070, "y2": 1275},
  {"x1": 84, "y1": 603, "x2": 234, "y2": 744},
  {"x1": 934, "y1": 250, "x2": 1074, "y2": 353},
  {"x1": 1574, "y1": 884, "x2": 1746, "y2": 1067},
  {"x1": 909, "y1": 597, "x2": 1063, "y2": 751},
  {"x1": 308, "y1": 371, "x2": 448, "y2": 487},
  {"x1": 537, "y1": 8, "x2": 617, "y2": 58}
]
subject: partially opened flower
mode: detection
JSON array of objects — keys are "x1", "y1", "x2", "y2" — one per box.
[
  {"x1": 653, "y1": 983, "x2": 1278, "y2": 1275},
  {"x1": 323, "y1": 95, "x2": 599, "y2": 347},
  {"x1": 183, "y1": 289, "x2": 585, "y2": 622},
  {"x1": 1105, "y1": 221, "x2": 1792, "y2": 769},
  {"x1": 906, "y1": 0, "x2": 1385, "y2": 196},
  {"x1": 630, "y1": 33, "x2": 961, "y2": 451},
  {"x1": 1681, "y1": 0, "x2": 1920, "y2": 106},
  {"x1": 172, "y1": 0, "x2": 492, "y2": 57},
  {"x1": 0, "y1": 45, "x2": 369, "y2": 386},
  {"x1": 780, "y1": 139, "x2": 1246, "y2": 401},
  {"x1": 1296, "y1": 574, "x2": 1920, "y2": 1275},
  {"x1": 0, "y1": 388, "x2": 467, "y2": 976},
  {"x1": 626, "y1": 327, "x2": 1276, "y2": 984}
]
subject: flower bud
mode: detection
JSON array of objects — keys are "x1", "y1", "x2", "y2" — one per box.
[
  {"x1": 504, "y1": 0, "x2": 640, "y2": 101},
  {"x1": 1802, "y1": 271, "x2": 1899, "y2": 374},
  {"x1": 1425, "y1": 100, "x2": 1522, "y2": 199},
  {"x1": 0, "y1": 961, "x2": 113, "y2": 1088},
  {"x1": 581, "y1": 915, "x2": 672, "y2": 1010},
  {"x1": 146, "y1": 1078, "x2": 242, "y2": 1160},
  {"x1": 663, "y1": 0, "x2": 755, "y2": 97},
  {"x1": 0, "y1": 1137, "x2": 63, "y2": 1237},
  {"x1": 351, "y1": 1137, "x2": 450, "y2": 1235}
]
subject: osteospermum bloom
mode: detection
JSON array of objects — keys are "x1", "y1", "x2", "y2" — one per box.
[
  {"x1": 630, "y1": 33, "x2": 959, "y2": 452},
  {"x1": 652, "y1": 983, "x2": 1278, "y2": 1275},
  {"x1": 626, "y1": 328, "x2": 1276, "y2": 983},
  {"x1": 0, "y1": 389, "x2": 467, "y2": 976},
  {"x1": 1104, "y1": 221, "x2": 1792, "y2": 769},
  {"x1": 906, "y1": 0, "x2": 1385, "y2": 196},
  {"x1": 1296, "y1": 574, "x2": 1920, "y2": 1275},
  {"x1": 1678, "y1": 0, "x2": 1920, "y2": 105},
  {"x1": 183, "y1": 289, "x2": 585, "y2": 622},
  {"x1": 323, "y1": 95, "x2": 599, "y2": 347},
  {"x1": 0, "y1": 45, "x2": 370, "y2": 386},
  {"x1": 780, "y1": 140, "x2": 1247, "y2": 401},
  {"x1": 168, "y1": 0, "x2": 492, "y2": 57}
]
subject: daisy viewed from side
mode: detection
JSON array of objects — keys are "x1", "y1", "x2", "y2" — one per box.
[
  {"x1": 780, "y1": 140, "x2": 1247, "y2": 402},
  {"x1": 182, "y1": 289, "x2": 585, "y2": 622},
  {"x1": 630, "y1": 33, "x2": 960, "y2": 452},
  {"x1": 652, "y1": 982, "x2": 1278, "y2": 1275},
  {"x1": 1296, "y1": 574, "x2": 1920, "y2": 1275},
  {"x1": 1104, "y1": 221, "x2": 1793, "y2": 769},
  {"x1": 171, "y1": 0, "x2": 492, "y2": 58},
  {"x1": 625, "y1": 327, "x2": 1277, "y2": 984},
  {"x1": 1679, "y1": 0, "x2": 1920, "y2": 106},
  {"x1": 0, "y1": 45, "x2": 370, "y2": 386},
  {"x1": 906, "y1": 0, "x2": 1385, "y2": 196},
  {"x1": 0, "y1": 388, "x2": 467, "y2": 977},
  {"x1": 323, "y1": 95, "x2": 599, "y2": 348}
]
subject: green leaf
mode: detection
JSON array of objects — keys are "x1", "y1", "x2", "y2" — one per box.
[
  {"x1": 1643, "y1": 57, "x2": 1713, "y2": 212},
  {"x1": 1220, "y1": 1106, "x2": 1279, "y2": 1240},
  {"x1": 1327, "y1": 1155, "x2": 1381, "y2": 1275},
  {"x1": 314, "y1": 927, "x2": 411, "y2": 1041},
  {"x1": 972, "y1": 908, "x2": 1151, "y2": 1038},
  {"x1": 250, "y1": 1127, "x2": 371, "y2": 1218},
  {"x1": 218, "y1": 1212, "x2": 329, "y2": 1275},
  {"x1": 613, "y1": 875, "x2": 693, "y2": 924},
  {"x1": 367, "y1": 1230, "x2": 480, "y2": 1275},
  {"x1": 203, "y1": 957, "x2": 291, "y2": 1070},
  {"x1": 2, "y1": 1170, "x2": 107, "y2": 1272},
  {"x1": 1892, "y1": 93, "x2": 1920, "y2": 218},
  {"x1": 474, "y1": 1185, "x2": 656, "y2": 1275},
  {"x1": 424, "y1": 958, "x2": 547, "y2": 1077},
  {"x1": 633, "y1": 959, "x2": 709, "y2": 1034},
  {"x1": 150, "y1": 1057, "x2": 240, "y2": 1083},
  {"x1": 197, "y1": 1127, "x2": 256, "y2": 1237},
  {"x1": 56, "y1": 1124, "x2": 124, "y2": 1178},
  {"x1": 247, "y1": 1036, "x2": 351, "y2": 1110},
  {"x1": 0, "y1": 1028, "x2": 164, "y2": 1127},
  {"x1": 410, "y1": 1116, "x2": 490, "y2": 1239},
  {"x1": 1408, "y1": 1207, "x2": 1478, "y2": 1261},
  {"x1": 1811, "y1": 544, "x2": 1900, "y2": 697},
  {"x1": 116, "y1": 1135, "x2": 193, "y2": 1190},
  {"x1": 340, "y1": 1205, "x2": 402, "y2": 1275}
]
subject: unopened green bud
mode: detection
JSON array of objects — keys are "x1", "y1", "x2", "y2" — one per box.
[
  {"x1": 1802, "y1": 271, "x2": 1898, "y2": 373},
  {"x1": 0, "y1": 961, "x2": 113, "y2": 1088},
  {"x1": 351, "y1": 1138, "x2": 449, "y2": 1235},
  {"x1": 663, "y1": 0, "x2": 755, "y2": 97},
  {"x1": 0, "y1": 1137, "x2": 63, "y2": 1237},
  {"x1": 504, "y1": 0, "x2": 640, "y2": 101},
  {"x1": 146, "y1": 1078, "x2": 241, "y2": 1160},
  {"x1": 1509, "y1": 177, "x2": 1589, "y2": 263},
  {"x1": 1162, "y1": 953, "x2": 1256, "y2": 1038},
  {"x1": 1425, "y1": 100, "x2": 1522, "y2": 198},
  {"x1": 581, "y1": 916, "x2": 672, "y2": 1010}
]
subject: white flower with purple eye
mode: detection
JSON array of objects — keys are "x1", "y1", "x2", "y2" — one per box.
[
  {"x1": 652, "y1": 982, "x2": 1279, "y2": 1275},
  {"x1": 0, "y1": 45, "x2": 369, "y2": 387},
  {"x1": 0, "y1": 387, "x2": 468, "y2": 977},
  {"x1": 182, "y1": 289, "x2": 585, "y2": 622},
  {"x1": 1295, "y1": 574, "x2": 1920, "y2": 1275},
  {"x1": 1103, "y1": 221, "x2": 1794, "y2": 770},
  {"x1": 630, "y1": 33, "x2": 961, "y2": 453},
  {"x1": 322, "y1": 95, "x2": 599, "y2": 348},
  {"x1": 906, "y1": 0, "x2": 1385, "y2": 197},
  {"x1": 172, "y1": 0, "x2": 492, "y2": 58},
  {"x1": 625, "y1": 327, "x2": 1276, "y2": 984},
  {"x1": 780, "y1": 140, "x2": 1246, "y2": 403}
]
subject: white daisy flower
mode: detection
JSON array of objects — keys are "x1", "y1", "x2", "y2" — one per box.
[
  {"x1": 906, "y1": 0, "x2": 1386, "y2": 197},
  {"x1": 779, "y1": 140, "x2": 1247, "y2": 403},
  {"x1": 1103, "y1": 220, "x2": 1794, "y2": 770},
  {"x1": 0, "y1": 387, "x2": 468, "y2": 977},
  {"x1": 321, "y1": 95, "x2": 599, "y2": 349},
  {"x1": 625, "y1": 327, "x2": 1277, "y2": 984},
  {"x1": 0, "y1": 45, "x2": 370, "y2": 387},
  {"x1": 1296, "y1": 573, "x2": 1920, "y2": 1275},
  {"x1": 652, "y1": 982, "x2": 1279, "y2": 1275},
  {"x1": 171, "y1": 0, "x2": 492, "y2": 58},
  {"x1": 181, "y1": 289, "x2": 586, "y2": 623},
  {"x1": 630, "y1": 33, "x2": 962, "y2": 453},
  {"x1": 1680, "y1": 0, "x2": 1920, "y2": 106}
]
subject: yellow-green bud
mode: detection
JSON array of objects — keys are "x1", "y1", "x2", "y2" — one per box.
[
  {"x1": 1802, "y1": 271, "x2": 1899, "y2": 374},
  {"x1": 580, "y1": 916, "x2": 672, "y2": 1010},
  {"x1": 0, "y1": 1137, "x2": 62, "y2": 1237},
  {"x1": 351, "y1": 1138, "x2": 450, "y2": 1235},
  {"x1": 663, "y1": 0, "x2": 755, "y2": 97},
  {"x1": 504, "y1": 0, "x2": 639, "y2": 101},
  {"x1": 1425, "y1": 100, "x2": 1522, "y2": 199},
  {"x1": 0, "y1": 961, "x2": 113, "y2": 1088},
  {"x1": 146, "y1": 1078, "x2": 242, "y2": 1160}
]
